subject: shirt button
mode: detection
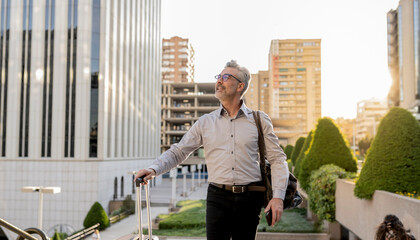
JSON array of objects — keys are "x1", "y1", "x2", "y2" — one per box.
[
  {"x1": 231, "y1": 151, "x2": 233, "y2": 154},
  {"x1": 232, "y1": 168, "x2": 234, "y2": 170},
  {"x1": 231, "y1": 134, "x2": 233, "y2": 137},
  {"x1": 230, "y1": 119, "x2": 233, "y2": 122}
]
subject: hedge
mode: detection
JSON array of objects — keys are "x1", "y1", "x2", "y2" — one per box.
[
  {"x1": 354, "y1": 107, "x2": 420, "y2": 199},
  {"x1": 291, "y1": 137, "x2": 306, "y2": 165},
  {"x1": 309, "y1": 164, "x2": 355, "y2": 222},
  {"x1": 158, "y1": 200, "x2": 206, "y2": 229},
  {"x1": 299, "y1": 118, "x2": 357, "y2": 191},
  {"x1": 294, "y1": 131, "x2": 313, "y2": 177},
  {"x1": 284, "y1": 144, "x2": 294, "y2": 160},
  {"x1": 83, "y1": 202, "x2": 110, "y2": 230}
]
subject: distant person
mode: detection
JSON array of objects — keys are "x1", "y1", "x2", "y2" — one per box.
[
  {"x1": 91, "y1": 229, "x2": 100, "y2": 240},
  {"x1": 135, "y1": 60, "x2": 289, "y2": 240},
  {"x1": 375, "y1": 214, "x2": 416, "y2": 240}
]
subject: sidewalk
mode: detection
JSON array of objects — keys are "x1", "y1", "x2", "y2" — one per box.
[{"x1": 100, "y1": 178, "x2": 208, "y2": 240}]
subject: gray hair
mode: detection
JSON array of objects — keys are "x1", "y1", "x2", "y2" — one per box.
[{"x1": 225, "y1": 60, "x2": 251, "y2": 98}]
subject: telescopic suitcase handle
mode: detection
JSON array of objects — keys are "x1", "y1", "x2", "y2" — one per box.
[
  {"x1": 136, "y1": 177, "x2": 145, "y2": 187},
  {"x1": 135, "y1": 175, "x2": 159, "y2": 240}
]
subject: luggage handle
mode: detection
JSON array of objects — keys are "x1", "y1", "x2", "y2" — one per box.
[
  {"x1": 136, "y1": 177, "x2": 145, "y2": 187},
  {"x1": 135, "y1": 176, "x2": 159, "y2": 240}
]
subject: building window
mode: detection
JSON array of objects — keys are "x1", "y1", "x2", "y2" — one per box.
[
  {"x1": 113, "y1": 177, "x2": 118, "y2": 200},
  {"x1": 65, "y1": 0, "x2": 78, "y2": 158},
  {"x1": 279, "y1": 68, "x2": 288, "y2": 72},
  {"x1": 19, "y1": 0, "x2": 33, "y2": 157},
  {"x1": 41, "y1": 0, "x2": 55, "y2": 157},
  {"x1": 89, "y1": 0, "x2": 100, "y2": 157},
  {"x1": 0, "y1": 0, "x2": 11, "y2": 157},
  {"x1": 120, "y1": 176, "x2": 124, "y2": 197}
]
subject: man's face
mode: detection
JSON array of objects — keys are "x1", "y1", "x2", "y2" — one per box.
[{"x1": 215, "y1": 67, "x2": 242, "y2": 101}]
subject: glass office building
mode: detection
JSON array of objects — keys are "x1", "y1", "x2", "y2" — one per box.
[{"x1": 0, "y1": 0, "x2": 161, "y2": 236}]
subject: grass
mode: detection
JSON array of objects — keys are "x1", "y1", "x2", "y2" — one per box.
[
  {"x1": 147, "y1": 200, "x2": 319, "y2": 237},
  {"x1": 258, "y1": 208, "x2": 322, "y2": 233},
  {"x1": 149, "y1": 200, "x2": 207, "y2": 237}
]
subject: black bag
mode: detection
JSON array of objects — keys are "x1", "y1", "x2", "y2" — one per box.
[{"x1": 253, "y1": 111, "x2": 303, "y2": 209}]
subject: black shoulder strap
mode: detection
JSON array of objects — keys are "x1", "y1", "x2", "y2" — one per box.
[{"x1": 252, "y1": 111, "x2": 267, "y2": 171}]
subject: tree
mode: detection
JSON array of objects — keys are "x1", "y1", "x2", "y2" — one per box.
[
  {"x1": 291, "y1": 137, "x2": 305, "y2": 165},
  {"x1": 354, "y1": 107, "x2": 420, "y2": 199},
  {"x1": 83, "y1": 202, "x2": 110, "y2": 230},
  {"x1": 294, "y1": 131, "x2": 313, "y2": 177},
  {"x1": 299, "y1": 117, "x2": 357, "y2": 191},
  {"x1": 284, "y1": 144, "x2": 294, "y2": 160},
  {"x1": 358, "y1": 136, "x2": 373, "y2": 157}
]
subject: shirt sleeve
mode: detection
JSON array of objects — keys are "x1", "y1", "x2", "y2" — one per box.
[
  {"x1": 260, "y1": 111, "x2": 289, "y2": 200},
  {"x1": 148, "y1": 119, "x2": 203, "y2": 176}
]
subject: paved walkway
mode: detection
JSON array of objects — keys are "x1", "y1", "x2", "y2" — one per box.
[{"x1": 100, "y1": 178, "x2": 208, "y2": 240}]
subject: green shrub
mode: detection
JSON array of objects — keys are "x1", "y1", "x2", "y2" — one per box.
[
  {"x1": 291, "y1": 137, "x2": 305, "y2": 165},
  {"x1": 83, "y1": 202, "x2": 110, "y2": 230},
  {"x1": 158, "y1": 200, "x2": 206, "y2": 229},
  {"x1": 354, "y1": 107, "x2": 420, "y2": 199},
  {"x1": 284, "y1": 144, "x2": 294, "y2": 160},
  {"x1": 299, "y1": 118, "x2": 357, "y2": 191},
  {"x1": 309, "y1": 164, "x2": 355, "y2": 222},
  {"x1": 287, "y1": 159, "x2": 293, "y2": 171},
  {"x1": 51, "y1": 231, "x2": 62, "y2": 240},
  {"x1": 294, "y1": 131, "x2": 313, "y2": 177}
]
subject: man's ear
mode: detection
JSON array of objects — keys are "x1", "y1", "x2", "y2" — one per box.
[{"x1": 237, "y1": 82, "x2": 245, "y2": 93}]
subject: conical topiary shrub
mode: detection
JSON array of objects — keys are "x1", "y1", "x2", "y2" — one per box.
[
  {"x1": 291, "y1": 137, "x2": 305, "y2": 165},
  {"x1": 52, "y1": 231, "x2": 62, "y2": 240},
  {"x1": 284, "y1": 144, "x2": 294, "y2": 160},
  {"x1": 295, "y1": 131, "x2": 313, "y2": 177},
  {"x1": 83, "y1": 201, "x2": 110, "y2": 230},
  {"x1": 299, "y1": 117, "x2": 357, "y2": 191},
  {"x1": 354, "y1": 107, "x2": 420, "y2": 199}
]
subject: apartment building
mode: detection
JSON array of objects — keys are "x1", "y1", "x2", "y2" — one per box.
[
  {"x1": 244, "y1": 71, "x2": 270, "y2": 114},
  {"x1": 334, "y1": 118, "x2": 356, "y2": 148},
  {"x1": 387, "y1": 0, "x2": 420, "y2": 120},
  {"x1": 355, "y1": 98, "x2": 388, "y2": 143},
  {"x1": 162, "y1": 36, "x2": 195, "y2": 83},
  {"x1": 0, "y1": 0, "x2": 161, "y2": 236},
  {"x1": 268, "y1": 39, "x2": 322, "y2": 145},
  {"x1": 161, "y1": 82, "x2": 219, "y2": 164}
]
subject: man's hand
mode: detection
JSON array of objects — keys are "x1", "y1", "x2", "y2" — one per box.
[
  {"x1": 134, "y1": 168, "x2": 156, "y2": 184},
  {"x1": 264, "y1": 198, "x2": 284, "y2": 226}
]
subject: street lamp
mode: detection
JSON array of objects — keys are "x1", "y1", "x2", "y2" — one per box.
[{"x1": 21, "y1": 186, "x2": 61, "y2": 230}]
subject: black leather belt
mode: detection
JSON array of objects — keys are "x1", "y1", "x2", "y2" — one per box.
[{"x1": 210, "y1": 182, "x2": 266, "y2": 193}]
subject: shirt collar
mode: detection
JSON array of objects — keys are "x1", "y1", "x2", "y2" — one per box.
[{"x1": 217, "y1": 100, "x2": 254, "y2": 120}]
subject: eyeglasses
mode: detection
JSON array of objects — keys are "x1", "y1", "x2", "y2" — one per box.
[{"x1": 215, "y1": 74, "x2": 242, "y2": 83}]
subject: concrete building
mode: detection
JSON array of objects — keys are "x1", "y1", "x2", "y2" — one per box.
[
  {"x1": 161, "y1": 82, "x2": 218, "y2": 164},
  {"x1": 0, "y1": 0, "x2": 161, "y2": 237},
  {"x1": 355, "y1": 98, "x2": 388, "y2": 143},
  {"x1": 387, "y1": 0, "x2": 420, "y2": 120},
  {"x1": 244, "y1": 71, "x2": 270, "y2": 114},
  {"x1": 162, "y1": 36, "x2": 195, "y2": 83},
  {"x1": 268, "y1": 39, "x2": 322, "y2": 145}
]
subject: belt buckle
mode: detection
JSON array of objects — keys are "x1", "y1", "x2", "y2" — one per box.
[{"x1": 232, "y1": 185, "x2": 245, "y2": 193}]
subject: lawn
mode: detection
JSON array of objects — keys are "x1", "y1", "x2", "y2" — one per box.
[{"x1": 147, "y1": 200, "x2": 320, "y2": 237}]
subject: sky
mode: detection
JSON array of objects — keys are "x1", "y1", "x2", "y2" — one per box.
[{"x1": 161, "y1": 0, "x2": 399, "y2": 119}]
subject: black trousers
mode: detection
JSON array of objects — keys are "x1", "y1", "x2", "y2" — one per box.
[{"x1": 206, "y1": 184, "x2": 264, "y2": 240}]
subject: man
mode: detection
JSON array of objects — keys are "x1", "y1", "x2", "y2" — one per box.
[{"x1": 135, "y1": 60, "x2": 289, "y2": 240}]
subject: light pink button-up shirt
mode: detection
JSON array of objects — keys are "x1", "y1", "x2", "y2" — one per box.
[{"x1": 149, "y1": 102, "x2": 289, "y2": 199}]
